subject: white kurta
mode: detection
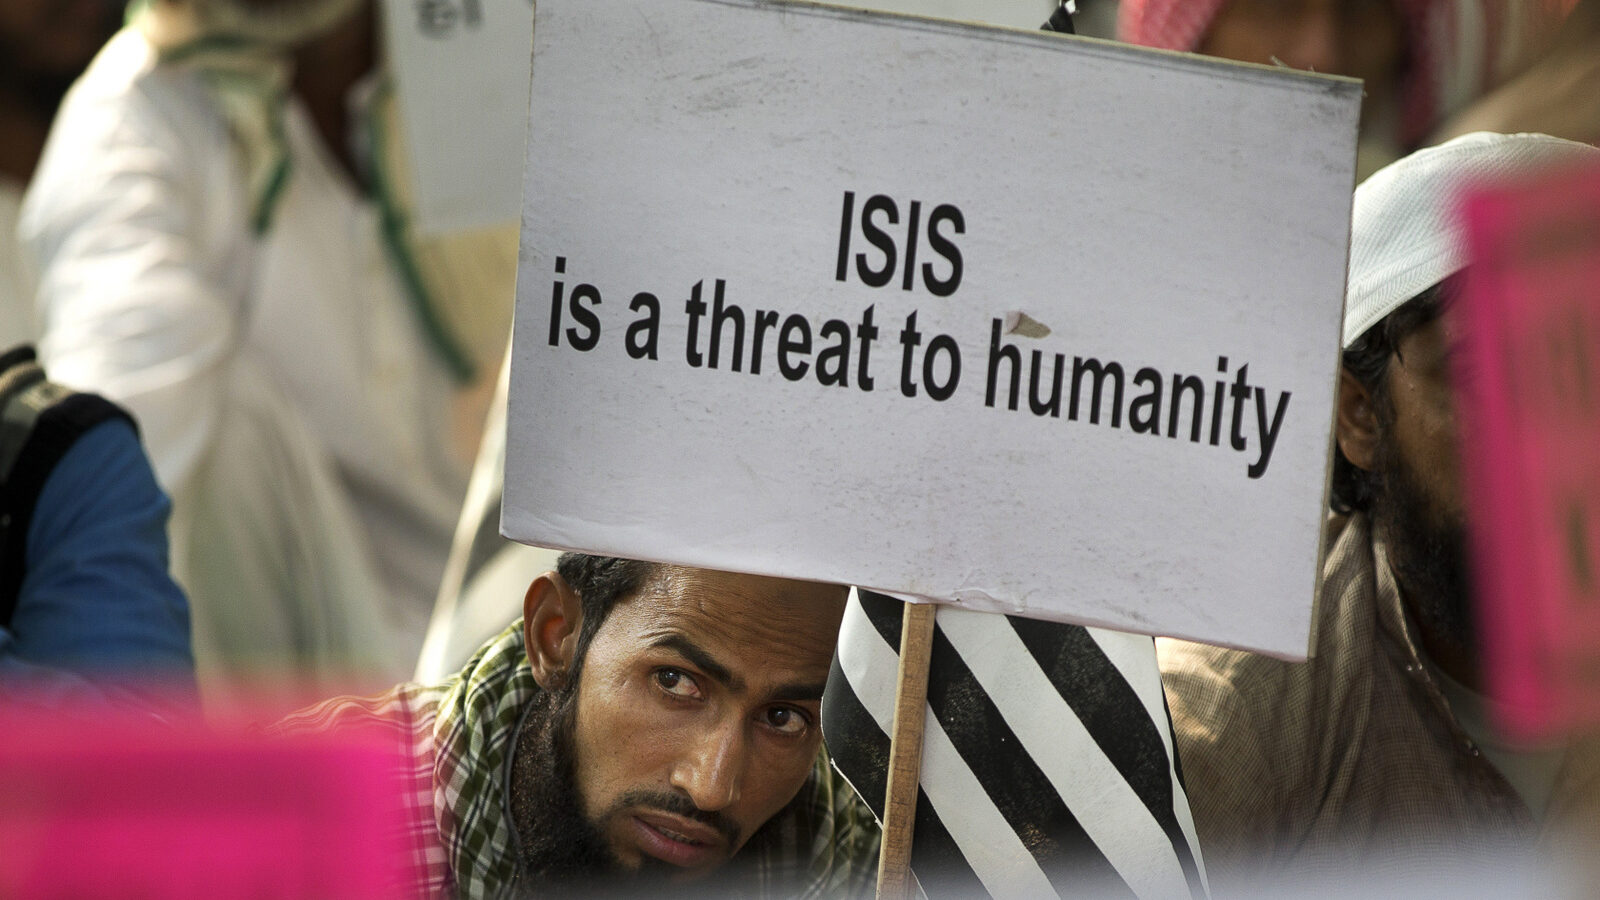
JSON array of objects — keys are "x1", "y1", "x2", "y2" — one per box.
[{"x1": 21, "y1": 32, "x2": 471, "y2": 700}]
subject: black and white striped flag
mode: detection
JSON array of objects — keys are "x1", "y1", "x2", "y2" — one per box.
[{"x1": 824, "y1": 589, "x2": 1208, "y2": 898}]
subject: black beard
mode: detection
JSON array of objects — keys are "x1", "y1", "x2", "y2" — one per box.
[
  {"x1": 1370, "y1": 432, "x2": 1476, "y2": 663},
  {"x1": 507, "y1": 685, "x2": 624, "y2": 896},
  {"x1": 506, "y1": 683, "x2": 751, "y2": 899}
]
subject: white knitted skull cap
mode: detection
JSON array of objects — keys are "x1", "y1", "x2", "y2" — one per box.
[{"x1": 1343, "y1": 131, "x2": 1600, "y2": 349}]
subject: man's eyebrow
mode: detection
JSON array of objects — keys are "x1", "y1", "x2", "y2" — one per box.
[{"x1": 651, "y1": 634, "x2": 742, "y2": 692}]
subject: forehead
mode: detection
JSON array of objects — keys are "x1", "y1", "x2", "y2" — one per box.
[{"x1": 598, "y1": 567, "x2": 847, "y2": 674}]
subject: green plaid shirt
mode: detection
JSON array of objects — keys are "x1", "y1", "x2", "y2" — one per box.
[{"x1": 282, "y1": 622, "x2": 880, "y2": 899}]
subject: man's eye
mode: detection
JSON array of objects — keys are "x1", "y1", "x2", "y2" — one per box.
[
  {"x1": 763, "y1": 706, "x2": 810, "y2": 737},
  {"x1": 653, "y1": 668, "x2": 701, "y2": 699}
]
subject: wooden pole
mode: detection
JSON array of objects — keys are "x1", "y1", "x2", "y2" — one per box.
[{"x1": 875, "y1": 601, "x2": 939, "y2": 900}]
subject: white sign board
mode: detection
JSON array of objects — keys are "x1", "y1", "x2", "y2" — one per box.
[
  {"x1": 505, "y1": 0, "x2": 1362, "y2": 658},
  {"x1": 382, "y1": 0, "x2": 1057, "y2": 234},
  {"x1": 851, "y1": 0, "x2": 1056, "y2": 28}
]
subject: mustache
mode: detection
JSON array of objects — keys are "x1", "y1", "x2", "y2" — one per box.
[{"x1": 609, "y1": 789, "x2": 741, "y2": 847}]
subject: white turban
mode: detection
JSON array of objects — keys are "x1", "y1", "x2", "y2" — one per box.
[{"x1": 1343, "y1": 131, "x2": 1599, "y2": 348}]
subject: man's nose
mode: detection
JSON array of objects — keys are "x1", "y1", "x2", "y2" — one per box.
[{"x1": 670, "y1": 719, "x2": 746, "y2": 812}]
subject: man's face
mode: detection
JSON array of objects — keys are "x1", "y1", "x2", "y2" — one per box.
[
  {"x1": 1370, "y1": 311, "x2": 1477, "y2": 657},
  {"x1": 1379, "y1": 313, "x2": 1467, "y2": 530},
  {"x1": 1199, "y1": 0, "x2": 1404, "y2": 121},
  {"x1": 517, "y1": 566, "x2": 847, "y2": 887}
]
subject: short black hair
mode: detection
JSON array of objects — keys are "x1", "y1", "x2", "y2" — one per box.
[
  {"x1": 553, "y1": 552, "x2": 658, "y2": 682},
  {"x1": 1330, "y1": 280, "x2": 1452, "y2": 513}
]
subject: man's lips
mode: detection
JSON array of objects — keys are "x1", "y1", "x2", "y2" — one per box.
[{"x1": 628, "y1": 812, "x2": 727, "y2": 868}]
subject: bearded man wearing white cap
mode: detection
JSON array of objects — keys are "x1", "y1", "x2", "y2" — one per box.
[{"x1": 1157, "y1": 132, "x2": 1600, "y2": 891}]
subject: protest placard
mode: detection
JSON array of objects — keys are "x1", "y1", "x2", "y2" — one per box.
[
  {"x1": 503, "y1": 0, "x2": 1362, "y2": 658},
  {"x1": 1459, "y1": 158, "x2": 1600, "y2": 740},
  {"x1": 851, "y1": 0, "x2": 1057, "y2": 27}
]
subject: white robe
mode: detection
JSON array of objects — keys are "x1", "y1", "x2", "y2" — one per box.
[{"x1": 22, "y1": 32, "x2": 472, "y2": 705}]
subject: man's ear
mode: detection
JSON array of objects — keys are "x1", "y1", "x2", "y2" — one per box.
[
  {"x1": 524, "y1": 571, "x2": 583, "y2": 691},
  {"x1": 1336, "y1": 367, "x2": 1381, "y2": 471}
]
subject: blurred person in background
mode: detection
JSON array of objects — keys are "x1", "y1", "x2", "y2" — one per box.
[
  {"x1": 1433, "y1": 0, "x2": 1600, "y2": 145},
  {"x1": 1118, "y1": 0, "x2": 1577, "y2": 178},
  {"x1": 0, "y1": 0, "x2": 121, "y2": 343},
  {"x1": 1, "y1": 345, "x2": 195, "y2": 711},
  {"x1": 20, "y1": 0, "x2": 516, "y2": 708},
  {"x1": 1159, "y1": 132, "x2": 1600, "y2": 893}
]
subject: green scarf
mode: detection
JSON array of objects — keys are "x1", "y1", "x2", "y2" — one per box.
[{"x1": 430, "y1": 621, "x2": 538, "y2": 899}]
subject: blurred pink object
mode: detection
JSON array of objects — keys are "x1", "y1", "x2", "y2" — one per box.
[
  {"x1": 0, "y1": 705, "x2": 412, "y2": 898},
  {"x1": 1458, "y1": 155, "x2": 1600, "y2": 741}
]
